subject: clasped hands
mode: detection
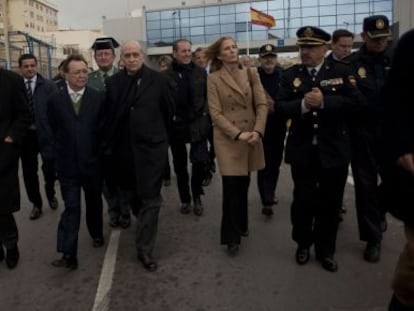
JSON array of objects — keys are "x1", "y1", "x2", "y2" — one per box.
[
  {"x1": 304, "y1": 87, "x2": 323, "y2": 109},
  {"x1": 238, "y1": 131, "x2": 261, "y2": 145}
]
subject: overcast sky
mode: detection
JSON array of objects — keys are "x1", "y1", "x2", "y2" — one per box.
[{"x1": 50, "y1": 0, "x2": 139, "y2": 29}]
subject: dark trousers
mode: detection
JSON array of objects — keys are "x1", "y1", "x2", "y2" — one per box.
[
  {"x1": 170, "y1": 139, "x2": 208, "y2": 203},
  {"x1": 131, "y1": 194, "x2": 162, "y2": 256},
  {"x1": 103, "y1": 182, "x2": 130, "y2": 220},
  {"x1": 163, "y1": 148, "x2": 171, "y2": 181},
  {"x1": 221, "y1": 175, "x2": 250, "y2": 245},
  {"x1": 0, "y1": 214, "x2": 18, "y2": 249},
  {"x1": 57, "y1": 174, "x2": 103, "y2": 257},
  {"x1": 290, "y1": 148, "x2": 348, "y2": 258},
  {"x1": 257, "y1": 123, "x2": 286, "y2": 205},
  {"x1": 21, "y1": 129, "x2": 57, "y2": 208},
  {"x1": 351, "y1": 128, "x2": 384, "y2": 242}
]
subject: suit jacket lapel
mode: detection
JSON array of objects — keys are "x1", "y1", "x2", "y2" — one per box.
[{"x1": 219, "y1": 68, "x2": 245, "y2": 98}]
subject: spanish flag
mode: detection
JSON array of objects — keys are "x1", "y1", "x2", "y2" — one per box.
[{"x1": 250, "y1": 7, "x2": 276, "y2": 28}]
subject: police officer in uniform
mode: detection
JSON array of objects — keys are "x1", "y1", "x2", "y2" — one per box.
[
  {"x1": 277, "y1": 26, "x2": 364, "y2": 272},
  {"x1": 345, "y1": 15, "x2": 392, "y2": 263},
  {"x1": 256, "y1": 44, "x2": 286, "y2": 216}
]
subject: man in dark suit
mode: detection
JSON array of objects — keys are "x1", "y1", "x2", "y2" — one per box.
[
  {"x1": 277, "y1": 26, "x2": 364, "y2": 272},
  {"x1": 104, "y1": 40, "x2": 173, "y2": 272},
  {"x1": 0, "y1": 68, "x2": 31, "y2": 269},
  {"x1": 48, "y1": 54, "x2": 106, "y2": 270},
  {"x1": 18, "y1": 54, "x2": 58, "y2": 220}
]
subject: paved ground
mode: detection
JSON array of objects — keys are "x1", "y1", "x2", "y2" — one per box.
[{"x1": 0, "y1": 162, "x2": 403, "y2": 311}]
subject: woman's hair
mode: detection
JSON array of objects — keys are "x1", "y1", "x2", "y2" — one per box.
[
  {"x1": 204, "y1": 36, "x2": 235, "y2": 72},
  {"x1": 158, "y1": 55, "x2": 173, "y2": 70}
]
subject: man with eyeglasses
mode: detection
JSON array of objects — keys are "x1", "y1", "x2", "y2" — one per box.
[
  {"x1": 48, "y1": 54, "x2": 106, "y2": 270},
  {"x1": 18, "y1": 54, "x2": 58, "y2": 220},
  {"x1": 345, "y1": 15, "x2": 392, "y2": 264}
]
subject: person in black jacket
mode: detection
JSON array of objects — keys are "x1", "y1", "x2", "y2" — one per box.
[
  {"x1": 256, "y1": 44, "x2": 286, "y2": 217},
  {"x1": 379, "y1": 29, "x2": 414, "y2": 311},
  {"x1": 104, "y1": 40, "x2": 173, "y2": 272},
  {"x1": 164, "y1": 39, "x2": 210, "y2": 217},
  {"x1": 277, "y1": 26, "x2": 364, "y2": 272},
  {"x1": 0, "y1": 68, "x2": 31, "y2": 269},
  {"x1": 345, "y1": 15, "x2": 392, "y2": 263}
]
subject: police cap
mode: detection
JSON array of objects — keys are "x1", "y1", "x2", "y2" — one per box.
[
  {"x1": 296, "y1": 26, "x2": 331, "y2": 46},
  {"x1": 91, "y1": 37, "x2": 120, "y2": 50},
  {"x1": 363, "y1": 15, "x2": 391, "y2": 38},
  {"x1": 259, "y1": 44, "x2": 277, "y2": 57}
]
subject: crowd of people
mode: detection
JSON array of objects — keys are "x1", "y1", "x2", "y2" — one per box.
[{"x1": 0, "y1": 13, "x2": 413, "y2": 310}]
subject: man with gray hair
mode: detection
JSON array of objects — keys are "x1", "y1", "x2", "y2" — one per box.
[{"x1": 104, "y1": 41, "x2": 174, "y2": 271}]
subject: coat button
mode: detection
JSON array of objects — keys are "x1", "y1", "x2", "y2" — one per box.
[
  {"x1": 312, "y1": 111, "x2": 318, "y2": 116},
  {"x1": 313, "y1": 124, "x2": 318, "y2": 129},
  {"x1": 131, "y1": 107, "x2": 134, "y2": 111}
]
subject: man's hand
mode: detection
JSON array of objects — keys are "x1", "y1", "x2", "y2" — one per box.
[
  {"x1": 304, "y1": 87, "x2": 323, "y2": 109},
  {"x1": 4, "y1": 136, "x2": 14, "y2": 143},
  {"x1": 397, "y1": 153, "x2": 414, "y2": 176}
]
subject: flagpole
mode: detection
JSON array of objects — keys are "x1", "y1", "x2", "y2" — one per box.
[{"x1": 246, "y1": 19, "x2": 250, "y2": 56}]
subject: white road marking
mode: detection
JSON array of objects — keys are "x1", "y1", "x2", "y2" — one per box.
[
  {"x1": 92, "y1": 229, "x2": 121, "y2": 311},
  {"x1": 347, "y1": 175, "x2": 354, "y2": 186}
]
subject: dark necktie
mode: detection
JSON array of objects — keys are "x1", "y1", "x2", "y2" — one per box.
[
  {"x1": 26, "y1": 80, "x2": 34, "y2": 119},
  {"x1": 310, "y1": 68, "x2": 317, "y2": 81}
]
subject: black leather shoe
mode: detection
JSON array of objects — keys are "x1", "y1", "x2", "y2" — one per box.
[
  {"x1": 241, "y1": 230, "x2": 249, "y2": 237},
  {"x1": 52, "y1": 254, "x2": 78, "y2": 270},
  {"x1": 138, "y1": 253, "x2": 157, "y2": 272},
  {"x1": 227, "y1": 243, "x2": 240, "y2": 256},
  {"x1": 317, "y1": 256, "x2": 338, "y2": 272},
  {"x1": 93, "y1": 238, "x2": 105, "y2": 248},
  {"x1": 295, "y1": 247, "x2": 310, "y2": 265},
  {"x1": 180, "y1": 202, "x2": 191, "y2": 214},
  {"x1": 6, "y1": 247, "x2": 19, "y2": 269},
  {"x1": 0, "y1": 245, "x2": 4, "y2": 262},
  {"x1": 29, "y1": 206, "x2": 42, "y2": 220},
  {"x1": 364, "y1": 241, "x2": 381, "y2": 263},
  {"x1": 262, "y1": 206, "x2": 274, "y2": 216},
  {"x1": 109, "y1": 216, "x2": 119, "y2": 227},
  {"x1": 49, "y1": 197, "x2": 59, "y2": 210},
  {"x1": 119, "y1": 216, "x2": 131, "y2": 229},
  {"x1": 193, "y1": 197, "x2": 203, "y2": 216}
]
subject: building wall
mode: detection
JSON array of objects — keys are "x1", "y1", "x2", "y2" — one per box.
[
  {"x1": 8, "y1": 0, "x2": 58, "y2": 34},
  {"x1": 394, "y1": 0, "x2": 414, "y2": 37}
]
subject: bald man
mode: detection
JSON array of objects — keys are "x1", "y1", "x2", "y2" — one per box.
[{"x1": 103, "y1": 41, "x2": 174, "y2": 271}]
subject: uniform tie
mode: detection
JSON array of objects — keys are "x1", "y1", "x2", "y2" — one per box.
[{"x1": 310, "y1": 68, "x2": 317, "y2": 81}]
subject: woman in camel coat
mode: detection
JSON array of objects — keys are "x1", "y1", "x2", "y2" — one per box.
[{"x1": 205, "y1": 36, "x2": 268, "y2": 254}]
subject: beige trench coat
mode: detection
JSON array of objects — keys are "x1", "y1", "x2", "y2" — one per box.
[{"x1": 207, "y1": 67, "x2": 268, "y2": 176}]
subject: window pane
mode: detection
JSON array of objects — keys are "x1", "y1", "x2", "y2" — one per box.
[
  {"x1": 205, "y1": 24, "x2": 220, "y2": 35},
  {"x1": 290, "y1": 8, "x2": 301, "y2": 18},
  {"x1": 220, "y1": 5, "x2": 235, "y2": 14},
  {"x1": 320, "y1": 0, "x2": 335, "y2": 5},
  {"x1": 220, "y1": 14, "x2": 235, "y2": 23},
  {"x1": 221, "y1": 24, "x2": 235, "y2": 33},
  {"x1": 320, "y1": 15, "x2": 336, "y2": 26},
  {"x1": 338, "y1": 4, "x2": 355, "y2": 14},
  {"x1": 180, "y1": 9, "x2": 189, "y2": 18},
  {"x1": 146, "y1": 20, "x2": 160, "y2": 30},
  {"x1": 252, "y1": 30, "x2": 267, "y2": 41},
  {"x1": 236, "y1": 3, "x2": 249, "y2": 13},
  {"x1": 146, "y1": 12, "x2": 159, "y2": 21},
  {"x1": 205, "y1": 6, "x2": 219, "y2": 16},
  {"x1": 205, "y1": 15, "x2": 219, "y2": 25},
  {"x1": 374, "y1": 1, "x2": 392, "y2": 12},
  {"x1": 356, "y1": 3, "x2": 370, "y2": 13},
  {"x1": 180, "y1": 18, "x2": 190, "y2": 28},
  {"x1": 147, "y1": 30, "x2": 161, "y2": 40},
  {"x1": 320, "y1": 5, "x2": 336, "y2": 16},
  {"x1": 161, "y1": 29, "x2": 174, "y2": 38},
  {"x1": 161, "y1": 10, "x2": 175, "y2": 19},
  {"x1": 302, "y1": 0, "x2": 315, "y2": 7},
  {"x1": 290, "y1": 0, "x2": 301, "y2": 8},
  {"x1": 191, "y1": 26, "x2": 204, "y2": 36},
  {"x1": 302, "y1": 6, "x2": 318, "y2": 16},
  {"x1": 337, "y1": 14, "x2": 355, "y2": 26},
  {"x1": 181, "y1": 28, "x2": 190, "y2": 37},
  {"x1": 190, "y1": 17, "x2": 204, "y2": 27},
  {"x1": 190, "y1": 7, "x2": 204, "y2": 17},
  {"x1": 236, "y1": 12, "x2": 249, "y2": 22},
  {"x1": 303, "y1": 16, "x2": 319, "y2": 26},
  {"x1": 161, "y1": 19, "x2": 174, "y2": 28},
  {"x1": 191, "y1": 35, "x2": 205, "y2": 45},
  {"x1": 206, "y1": 34, "x2": 220, "y2": 43}
]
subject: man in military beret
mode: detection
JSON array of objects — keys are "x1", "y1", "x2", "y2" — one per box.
[
  {"x1": 277, "y1": 26, "x2": 364, "y2": 272},
  {"x1": 345, "y1": 15, "x2": 392, "y2": 264},
  {"x1": 256, "y1": 44, "x2": 286, "y2": 217},
  {"x1": 88, "y1": 37, "x2": 131, "y2": 229}
]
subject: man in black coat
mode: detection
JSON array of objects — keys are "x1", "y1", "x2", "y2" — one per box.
[
  {"x1": 104, "y1": 40, "x2": 173, "y2": 272},
  {"x1": 256, "y1": 44, "x2": 286, "y2": 217},
  {"x1": 18, "y1": 53, "x2": 59, "y2": 220},
  {"x1": 0, "y1": 68, "x2": 31, "y2": 269},
  {"x1": 345, "y1": 15, "x2": 392, "y2": 263},
  {"x1": 164, "y1": 39, "x2": 210, "y2": 216},
  {"x1": 48, "y1": 54, "x2": 106, "y2": 270},
  {"x1": 277, "y1": 26, "x2": 364, "y2": 272}
]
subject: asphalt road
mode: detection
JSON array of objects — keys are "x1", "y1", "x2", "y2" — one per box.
[{"x1": 0, "y1": 162, "x2": 404, "y2": 311}]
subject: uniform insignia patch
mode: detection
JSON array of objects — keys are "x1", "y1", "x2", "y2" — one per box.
[
  {"x1": 358, "y1": 67, "x2": 367, "y2": 78},
  {"x1": 293, "y1": 77, "x2": 302, "y2": 87}
]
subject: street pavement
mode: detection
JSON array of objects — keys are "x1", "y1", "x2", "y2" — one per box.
[{"x1": 0, "y1": 163, "x2": 404, "y2": 311}]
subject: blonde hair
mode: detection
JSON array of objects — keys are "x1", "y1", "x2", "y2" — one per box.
[{"x1": 204, "y1": 36, "x2": 235, "y2": 72}]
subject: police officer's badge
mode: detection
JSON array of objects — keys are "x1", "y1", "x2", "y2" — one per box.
[
  {"x1": 358, "y1": 67, "x2": 367, "y2": 78},
  {"x1": 304, "y1": 27, "x2": 314, "y2": 38},
  {"x1": 293, "y1": 77, "x2": 302, "y2": 87},
  {"x1": 265, "y1": 44, "x2": 272, "y2": 52},
  {"x1": 376, "y1": 18, "x2": 385, "y2": 30}
]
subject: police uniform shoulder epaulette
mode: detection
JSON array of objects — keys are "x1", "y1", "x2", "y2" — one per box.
[{"x1": 282, "y1": 63, "x2": 299, "y2": 72}]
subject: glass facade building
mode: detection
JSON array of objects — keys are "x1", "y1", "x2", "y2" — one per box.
[{"x1": 146, "y1": 0, "x2": 393, "y2": 47}]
